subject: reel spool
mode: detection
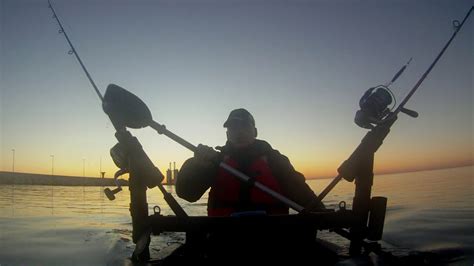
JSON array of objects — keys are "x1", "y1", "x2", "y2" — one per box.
[
  {"x1": 354, "y1": 58, "x2": 419, "y2": 129},
  {"x1": 355, "y1": 85, "x2": 395, "y2": 129}
]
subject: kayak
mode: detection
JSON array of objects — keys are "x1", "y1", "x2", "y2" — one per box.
[{"x1": 122, "y1": 210, "x2": 391, "y2": 266}]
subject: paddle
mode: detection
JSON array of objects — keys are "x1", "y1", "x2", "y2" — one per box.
[{"x1": 103, "y1": 84, "x2": 306, "y2": 213}]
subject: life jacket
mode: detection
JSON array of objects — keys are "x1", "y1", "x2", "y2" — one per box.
[{"x1": 207, "y1": 155, "x2": 289, "y2": 216}]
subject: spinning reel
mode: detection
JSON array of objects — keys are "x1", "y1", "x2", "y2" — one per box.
[{"x1": 355, "y1": 58, "x2": 418, "y2": 129}]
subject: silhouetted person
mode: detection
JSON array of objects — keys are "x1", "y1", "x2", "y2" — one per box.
[
  {"x1": 176, "y1": 108, "x2": 324, "y2": 216},
  {"x1": 174, "y1": 108, "x2": 335, "y2": 265}
]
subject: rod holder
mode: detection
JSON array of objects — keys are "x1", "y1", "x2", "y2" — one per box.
[{"x1": 367, "y1": 196, "x2": 387, "y2": 241}]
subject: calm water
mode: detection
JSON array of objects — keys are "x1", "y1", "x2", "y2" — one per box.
[{"x1": 0, "y1": 166, "x2": 472, "y2": 265}]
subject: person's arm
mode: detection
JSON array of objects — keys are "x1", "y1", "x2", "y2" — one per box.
[{"x1": 175, "y1": 145, "x2": 220, "y2": 202}]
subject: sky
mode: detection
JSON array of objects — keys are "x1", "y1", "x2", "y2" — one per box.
[{"x1": 1, "y1": 0, "x2": 472, "y2": 179}]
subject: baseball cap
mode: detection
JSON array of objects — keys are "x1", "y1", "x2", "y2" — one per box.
[{"x1": 223, "y1": 108, "x2": 255, "y2": 128}]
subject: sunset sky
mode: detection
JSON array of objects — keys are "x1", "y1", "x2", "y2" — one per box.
[{"x1": 1, "y1": 0, "x2": 472, "y2": 179}]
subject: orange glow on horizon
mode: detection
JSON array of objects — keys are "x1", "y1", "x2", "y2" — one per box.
[
  {"x1": 3, "y1": 145, "x2": 472, "y2": 179},
  {"x1": 292, "y1": 157, "x2": 473, "y2": 179}
]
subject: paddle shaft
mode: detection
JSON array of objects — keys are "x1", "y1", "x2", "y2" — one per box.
[{"x1": 149, "y1": 120, "x2": 305, "y2": 212}]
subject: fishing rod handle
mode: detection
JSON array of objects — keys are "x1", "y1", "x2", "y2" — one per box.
[
  {"x1": 317, "y1": 175, "x2": 343, "y2": 202},
  {"x1": 316, "y1": 116, "x2": 395, "y2": 203},
  {"x1": 157, "y1": 184, "x2": 188, "y2": 217}
]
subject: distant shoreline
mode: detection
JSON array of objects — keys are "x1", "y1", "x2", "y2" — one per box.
[
  {"x1": 2, "y1": 164, "x2": 471, "y2": 184},
  {"x1": 306, "y1": 163, "x2": 473, "y2": 180},
  {"x1": 0, "y1": 171, "x2": 129, "y2": 186}
]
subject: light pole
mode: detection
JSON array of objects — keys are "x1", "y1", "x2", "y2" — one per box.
[
  {"x1": 50, "y1": 154, "x2": 54, "y2": 215},
  {"x1": 82, "y1": 158, "x2": 86, "y2": 177},
  {"x1": 11, "y1": 149, "x2": 15, "y2": 215},
  {"x1": 50, "y1": 155, "x2": 55, "y2": 176},
  {"x1": 11, "y1": 149, "x2": 15, "y2": 172}
]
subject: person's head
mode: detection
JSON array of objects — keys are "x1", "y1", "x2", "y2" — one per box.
[{"x1": 223, "y1": 108, "x2": 257, "y2": 148}]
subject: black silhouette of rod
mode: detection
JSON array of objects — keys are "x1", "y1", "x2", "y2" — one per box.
[
  {"x1": 48, "y1": 0, "x2": 103, "y2": 102},
  {"x1": 393, "y1": 6, "x2": 473, "y2": 116},
  {"x1": 47, "y1": 1, "x2": 305, "y2": 213},
  {"x1": 316, "y1": 175, "x2": 342, "y2": 202},
  {"x1": 317, "y1": 7, "x2": 473, "y2": 203}
]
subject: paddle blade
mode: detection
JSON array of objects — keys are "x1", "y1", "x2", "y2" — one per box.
[{"x1": 103, "y1": 84, "x2": 152, "y2": 129}]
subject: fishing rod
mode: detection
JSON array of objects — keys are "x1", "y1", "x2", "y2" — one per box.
[
  {"x1": 316, "y1": 6, "x2": 473, "y2": 202},
  {"x1": 48, "y1": 0, "x2": 189, "y2": 218},
  {"x1": 48, "y1": 0, "x2": 306, "y2": 213},
  {"x1": 48, "y1": 0, "x2": 103, "y2": 103},
  {"x1": 392, "y1": 7, "x2": 473, "y2": 117}
]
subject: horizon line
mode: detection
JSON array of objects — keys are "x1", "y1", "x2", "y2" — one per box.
[
  {"x1": 306, "y1": 163, "x2": 473, "y2": 180},
  {"x1": 1, "y1": 163, "x2": 472, "y2": 180}
]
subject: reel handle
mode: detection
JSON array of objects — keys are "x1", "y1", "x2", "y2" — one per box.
[
  {"x1": 104, "y1": 187, "x2": 122, "y2": 201},
  {"x1": 103, "y1": 168, "x2": 127, "y2": 201},
  {"x1": 400, "y1": 107, "x2": 418, "y2": 118}
]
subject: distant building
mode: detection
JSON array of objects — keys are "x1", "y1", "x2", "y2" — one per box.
[
  {"x1": 164, "y1": 162, "x2": 179, "y2": 185},
  {"x1": 173, "y1": 162, "x2": 179, "y2": 185},
  {"x1": 166, "y1": 162, "x2": 173, "y2": 185}
]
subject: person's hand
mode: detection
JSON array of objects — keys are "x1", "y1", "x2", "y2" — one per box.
[{"x1": 194, "y1": 144, "x2": 219, "y2": 162}]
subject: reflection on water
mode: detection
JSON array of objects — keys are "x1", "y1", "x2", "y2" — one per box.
[
  {"x1": 0, "y1": 185, "x2": 205, "y2": 218},
  {"x1": 308, "y1": 166, "x2": 474, "y2": 264},
  {"x1": 0, "y1": 184, "x2": 199, "y2": 265},
  {"x1": 0, "y1": 166, "x2": 472, "y2": 265}
]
